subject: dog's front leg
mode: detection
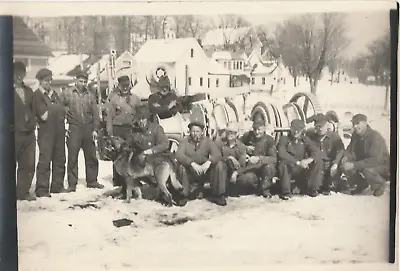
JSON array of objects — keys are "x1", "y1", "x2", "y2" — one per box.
[
  {"x1": 134, "y1": 186, "x2": 143, "y2": 200},
  {"x1": 125, "y1": 177, "x2": 133, "y2": 203}
]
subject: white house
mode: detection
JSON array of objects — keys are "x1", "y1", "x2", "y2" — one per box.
[
  {"x1": 133, "y1": 37, "x2": 231, "y2": 96},
  {"x1": 47, "y1": 54, "x2": 90, "y2": 76},
  {"x1": 13, "y1": 16, "x2": 54, "y2": 83}
]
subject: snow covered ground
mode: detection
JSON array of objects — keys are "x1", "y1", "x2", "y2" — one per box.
[{"x1": 17, "y1": 81, "x2": 394, "y2": 271}]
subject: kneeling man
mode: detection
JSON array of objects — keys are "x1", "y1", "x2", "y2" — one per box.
[
  {"x1": 175, "y1": 114, "x2": 225, "y2": 206},
  {"x1": 277, "y1": 119, "x2": 322, "y2": 200},
  {"x1": 238, "y1": 119, "x2": 277, "y2": 198},
  {"x1": 340, "y1": 114, "x2": 389, "y2": 196}
]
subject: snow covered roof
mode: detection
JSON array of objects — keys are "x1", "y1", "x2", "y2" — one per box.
[
  {"x1": 134, "y1": 38, "x2": 201, "y2": 63},
  {"x1": 87, "y1": 54, "x2": 110, "y2": 81},
  {"x1": 208, "y1": 60, "x2": 230, "y2": 75},
  {"x1": 251, "y1": 63, "x2": 278, "y2": 75},
  {"x1": 211, "y1": 51, "x2": 246, "y2": 61},
  {"x1": 47, "y1": 54, "x2": 89, "y2": 76},
  {"x1": 13, "y1": 17, "x2": 54, "y2": 58},
  {"x1": 202, "y1": 27, "x2": 251, "y2": 47}
]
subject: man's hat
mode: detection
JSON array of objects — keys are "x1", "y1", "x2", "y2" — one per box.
[
  {"x1": 252, "y1": 118, "x2": 266, "y2": 129},
  {"x1": 118, "y1": 75, "x2": 130, "y2": 84},
  {"x1": 351, "y1": 113, "x2": 367, "y2": 125},
  {"x1": 158, "y1": 75, "x2": 171, "y2": 89},
  {"x1": 36, "y1": 68, "x2": 53, "y2": 81},
  {"x1": 13, "y1": 61, "x2": 26, "y2": 72},
  {"x1": 226, "y1": 122, "x2": 239, "y2": 133},
  {"x1": 76, "y1": 70, "x2": 89, "y2": 80},
  {"x1": 290, "y1": 119, "x2": 305, "y2": 132},
  {"x1": 188, "y1": 110, "x2": 205, "y2": 129},
  {"x1": 135, "y1": 104, "x2": 151, "y2": 120},
  {"x1": 313, "y1": 113, "x2": 328, "y2": 126}
]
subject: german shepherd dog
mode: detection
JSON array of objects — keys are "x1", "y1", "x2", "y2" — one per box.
[{"x1": 112, "y1": 131, "x2": 183, "y2": 206}]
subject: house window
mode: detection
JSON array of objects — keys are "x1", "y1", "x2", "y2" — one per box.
[
  {"x1": 30, "y1": 58, "x2": 48, "y2": 66},
  {"x1": 208, "y1": 78, "x2": 210, "y2": 88},
  {"x1": 122, "y1": 60, "x2": 132, "y2": 67},
  {"x1": 190, "y1": 48, "x2": 194, "y2": 58},
  {"x1": 262, "y1": 77, "x2": 265, "y2": 85},
  {"x1": 199, "y1": 77, "x2": 203, "y2": 86},
  {"x1": 188, "y1": 77, "x2": 192, "y2": 86},
  {"x1": 251, "y1": 77, "x2": 255, "y2": 85},
  {"x1": 240, "y1": 62, "x2": 243, "y2": 70},
  {"x1": 216, "y1": 78, "x2": 219, "y2": 87},
  {"x1": 224, "y1": 62, "x2": 227, "y2": 68}
]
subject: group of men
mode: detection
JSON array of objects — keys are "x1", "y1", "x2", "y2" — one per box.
[{"x1": 14, "y1": 62, "x2": 391, "y2": 207}]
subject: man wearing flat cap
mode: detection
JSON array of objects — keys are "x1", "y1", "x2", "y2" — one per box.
[
  {"x1": 306, "y1": 113, "x2": 346, "y2": 195},
  {"x1": 277, "y1": 119, "x2": 322, "y2": 200},
  {"x1": 340, "y1": 114, "x2": 390, "y2": 196},
  {"x1": 60, "y1": 71, "x2": 104, "y2": 192},
  {"x1": 148, "y1": 75, "x2": 181, "y2": 120},
  {"x1": 33, "y1": 68, "x2": 67, "y2": 197},
  {"x1": 238, "y1": 118, "x2": 277, "y2": 198},
  {"x1": 175, "y1": 113, "x2": 225, "y2": 206},
  {"x1": 215, "y1": 122, "x2": 247, "y2": 197},
  {"x1": 106, "y1": 75, "x2": 141, "y2": 193},
  {"x1": 13, "y1": 62, "x2": 37, "y2": 201}
]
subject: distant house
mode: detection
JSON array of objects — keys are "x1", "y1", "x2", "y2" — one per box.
[
  {"x1": 211, "y1": 50, "x2": 250, "y2": 87},
  {"x1": 94, "y1": 51, "x2": 138, "y2": 82},
  {"x1": 250, "y1": 61, "x2": 290, "y2": 92},
  {"x1": 202, "y1": 26, "x2": 262, "y2": 56},
  {"x1": 133, "y1": 37, "x2": 230, "y2": 96},
  {"x1": 13, "y1": 16, "x2": 54, "y2": 81}
]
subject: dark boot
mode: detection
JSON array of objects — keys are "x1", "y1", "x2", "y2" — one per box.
[
  {"x1": 50, "y1": 187, "x2": 68, "y2": 194},
  {"x1": 17, "y1": 193, "x2": 37, "y2": 201},
  {"x1": 308, "y1": 190, "x2": 319, "y2": 197},
  {"x1": 209, "y1": 195, "x2": 227, "y2": 206},
  {"x1": 373, "y1": 183, "x2": 386, "y2": 197},
  {"x1": 279, "y1": 194, "x2": 292, "y2": 200},
  {"x1": 36, "y1": 192, "x2": 51, "y2": 198},
  {"x1": 87, "y1": 182, "x2": 104, "y2": 189}
]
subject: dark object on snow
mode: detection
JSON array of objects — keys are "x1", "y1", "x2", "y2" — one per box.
[
  {"x1": 160, "y1": 217, "x2": 191, "y2": 226},
  {"x1": 113, "y1": 218, "x2": 134, "y2": 228},
  {"x1": 69, "y1": 203, "x2": 100, "y2": 209}
]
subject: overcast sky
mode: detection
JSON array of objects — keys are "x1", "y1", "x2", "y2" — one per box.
[{"x1": 242, "y1": 11, "x2": 390, "y2": 58}]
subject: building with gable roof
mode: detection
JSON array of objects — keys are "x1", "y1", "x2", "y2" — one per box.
[
  {"x1": 13, "y1": 16, "x2": 54, "y2": 81},
  {"x1": 133, "y1": 37, "x2": 230, "y2": 97}
]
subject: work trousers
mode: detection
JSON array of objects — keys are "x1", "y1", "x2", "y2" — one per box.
[
  {"x1": 340, "y1": 158, "x2": 389, "y2": 190},
  {"x1": 177, "y1": 161, "x2": 226, "y2": 199},
  {"x1": 236, "y1": 164, "x2": 277, "y2": 195},
  {"x1": 15, "y1": 131, "x2": 36, "y2": 197},
  {"x1": 66, "y1": 124, "x2": 99, "y2": 188},
  {"x1": 35, "y1": 121, "x2": 66, "y2": 195},
  {"x1": 278, "y1": 159, "x2": 323, "y2": 195}
]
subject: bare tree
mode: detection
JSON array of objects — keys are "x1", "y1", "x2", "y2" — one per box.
[{"x1": 281, "y1": 13, "x2": 349, "y2": 94}]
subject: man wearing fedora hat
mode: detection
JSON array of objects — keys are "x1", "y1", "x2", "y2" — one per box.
[
  {"x1": 106, "y1": 75, "x2": 141, "y2": 190},
  {"x1": 277, "y1": 119, "x2": 322, "y2": 200},
  {"x1": 306, "y1": 113, "x2": 346, "y2": 195},
  {"x1": 13, "y1": 62, "x2": 37, "y2": 201},
  {"x1": 60, "y1": 71, "x2": 104, "y2": 192},
  {"x1": 238, "y1": 118, "x2": 278, "y2": 198},
  {"x1": 33, "y1": 68, "x2": 67, "y2": 197},
  {"x1": 148, "y1": 75, "x2": 181, "y2": 120},
  {"x1": 215, "y1": 121, "x2": 247, "y2": 197},
  {"x1": 175, "y1": 113, "x2": 225, "y2": 206},
  {"x1": 339, "y1": 113, "x2": 389, "y2": 196}
]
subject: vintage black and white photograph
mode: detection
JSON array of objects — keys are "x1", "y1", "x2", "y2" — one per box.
[{"x1": 11, "y1": 1, "x2": 395, "y2": 270}]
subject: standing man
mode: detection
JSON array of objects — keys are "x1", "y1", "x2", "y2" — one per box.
[
  {"x1": 277, "y1": 119, "x2": 322, "y2": 200},
  {"x1": 61, "y1": 71, "x2": 104, "y2": 192},
  {"x1": 148, "y1": 75, "x2": 181, "y2": 120},
  {"x1": 13, "y1": 62, "x2": 37, "y2": 201},
  {"x1": 175, "y1": 114, "x2": 225, "y2": 206},
  {"x1": 306, "y1": 113, "x2": 346, "y2": 195},
  {"x1": 215, "y1": 122, "x2": 247, "y2": 197},
  {"x1": 238, "y1": 119, "x2": 277, "y2": 198},
  {"x1": 33, "y1": 68, "x2": 67, "y2": 197},
  {"x1": 340, "y1": 114, "x2": 389, "y2": 196},
  {"x1": 106, "y1": 75, "x2": 141, "y2": 194}
]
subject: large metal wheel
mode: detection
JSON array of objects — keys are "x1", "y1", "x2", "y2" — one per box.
[
  {"x1": 250, "y1": 102, "x2": 282, "y2": 141},
  {"x1": 289, "y1": 92, "x2": 323, "y2": 123}
]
